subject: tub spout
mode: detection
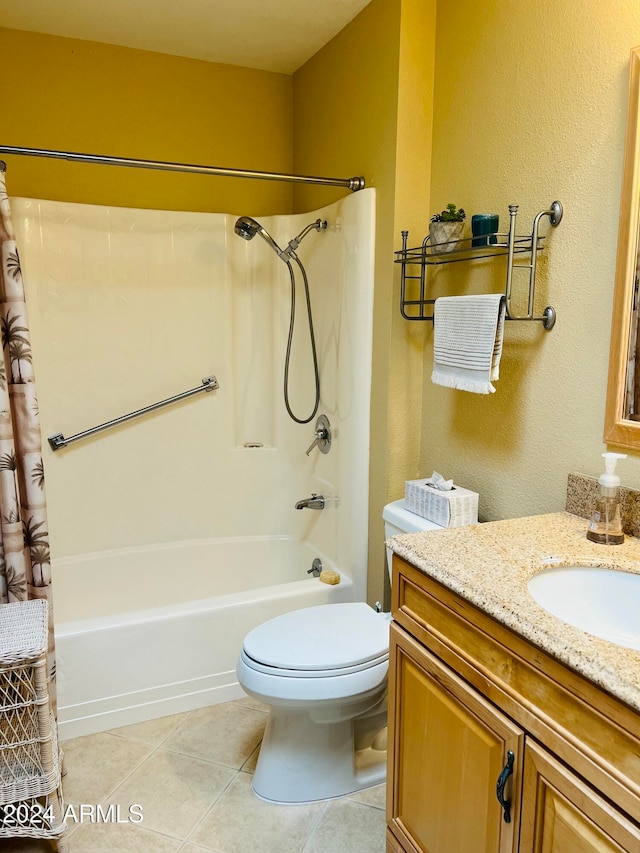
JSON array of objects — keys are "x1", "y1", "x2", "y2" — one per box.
[{"x1": 295, "y1": 493, "x2": 325, "y2": 510}]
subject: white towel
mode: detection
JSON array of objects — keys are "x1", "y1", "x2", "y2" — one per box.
[{"x1": 432, "y1": 294, "x2": 506, "y2": 394}]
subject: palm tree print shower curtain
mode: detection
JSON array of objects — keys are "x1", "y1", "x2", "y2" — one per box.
[{"x1": 0, "y1": 168, "x2": 55, "y2": 698}]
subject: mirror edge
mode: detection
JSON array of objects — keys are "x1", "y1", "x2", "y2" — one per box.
[{"x1": 604, "y1": 45, "x2": 640, "y2": 450}]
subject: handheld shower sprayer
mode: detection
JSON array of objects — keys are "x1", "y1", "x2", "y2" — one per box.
[
  {"x1": 233, "y1": 216, "x2": 327, "y2": 261},
  {"x1": 234, "y1": 216, "x2": 284, "y2": 256},
  {"x1": 234, "y1": 215, "x2": 327, "y2": 424}
]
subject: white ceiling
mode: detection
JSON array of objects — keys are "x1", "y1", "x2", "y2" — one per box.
[{"x1": 0, "y1": 0, "x2": 372, "y2": 74}]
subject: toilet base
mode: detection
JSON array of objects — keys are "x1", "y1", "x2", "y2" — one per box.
[{"x1": 252, "y1": 701, "x2": 387, "y2": 804}]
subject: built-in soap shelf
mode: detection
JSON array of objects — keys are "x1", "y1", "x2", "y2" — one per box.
[{"x1": 395, "y1": 200, "x2": 563, "y2": 329}]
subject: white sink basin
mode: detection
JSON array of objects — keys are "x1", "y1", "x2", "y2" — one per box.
[{"x1": 527, "y1": 566, "x2": 640, "y2": 651}]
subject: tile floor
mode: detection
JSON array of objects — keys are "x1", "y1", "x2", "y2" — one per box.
[{"x1": 4, "y1": 697, "x2": 387, "y2": 853}]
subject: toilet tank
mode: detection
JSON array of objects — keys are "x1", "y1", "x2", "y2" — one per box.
[{"x1": 383, "y1": 499, "x2": 443, "y2": 581}]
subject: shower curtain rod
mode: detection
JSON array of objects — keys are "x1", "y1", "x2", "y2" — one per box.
[{"x1": 0, "y1": 146, "x2": 366, "y2": 191}]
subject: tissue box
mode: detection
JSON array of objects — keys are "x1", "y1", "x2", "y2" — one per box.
[{"x1": 405, "y1": 479, "x2": 479, "y2": 528}]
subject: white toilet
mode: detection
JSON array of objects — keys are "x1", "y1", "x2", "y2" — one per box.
[{"x1": 236, "y1": 499, "x2": 441, "y2": 804}]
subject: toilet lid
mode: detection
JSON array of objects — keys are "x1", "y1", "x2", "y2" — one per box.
[{"x1": 243, "y1": 603, "x2": 389, "y2": 672}]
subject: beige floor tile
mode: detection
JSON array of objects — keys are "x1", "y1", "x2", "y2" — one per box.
[
  {"x1": 105, "y1": 748, "x2": 235, "y2": 840},
  {"x1": 302, "y1": 798, "x2": 386, "y2": 853},
  {"x1": 163, "y1": 703, "x2": 266, "y2": 769},
  {"x1": 60, "y1": 731, "x2": 153, "y2": 805},
  {"x1": 69, "y1": 821, "x2": 182, "y2": 852},
  {"x1": 240, "y1": 743, "x2": 260, "y2": 774},
  {"x1": 231, "y1": 695, "x2": 270, "y2": 714},
  {"x1": 36, "y1": 701, "x2": 387, "y2": 853},
  {"x1": 191, "y1": 772, "x2": 326, "y2": 853},
  {"x1": 108, "y1": 711, "x2": 190, "y2": 746},
  {"x1": 347, "y1": 782, "x2": 386, "y2": 810}
]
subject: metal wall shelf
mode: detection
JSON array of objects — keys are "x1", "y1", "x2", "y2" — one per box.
[{"x1": 395, "y1": 201, "x2": 563, "y2": 330}]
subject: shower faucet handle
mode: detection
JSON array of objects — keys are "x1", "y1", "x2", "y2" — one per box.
[
  {"x1": 305, "y1": 414, "x2": 332, "y2": 456},
  {"x1": 305, "y1": 429, "x2": 327, "y2": 456}
]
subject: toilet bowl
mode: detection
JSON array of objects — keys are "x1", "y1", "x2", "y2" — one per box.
[{"x1": 236, "y1": 500, "x2": 441, "y2": 804}]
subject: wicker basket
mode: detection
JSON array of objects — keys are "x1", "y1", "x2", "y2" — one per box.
[{"x1": 0, "y1": 600, "x2": 68, "y2": 850}]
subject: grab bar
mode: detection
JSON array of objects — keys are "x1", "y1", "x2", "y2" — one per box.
[{"x1": 48, "y1": 374, "x2": 219, "y2": 451}]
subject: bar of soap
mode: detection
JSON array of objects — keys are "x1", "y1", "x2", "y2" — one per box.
[{"x1": 320, "y1": 569, "x2": 340, "y2": 585}]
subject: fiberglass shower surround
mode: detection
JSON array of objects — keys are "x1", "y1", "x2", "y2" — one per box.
[
  {"x1": 234, "y1": 215, "x2": 328, "y2": 424},
  {"x1": 14, "y1": 192, "x2": 375, "y2": 557}
]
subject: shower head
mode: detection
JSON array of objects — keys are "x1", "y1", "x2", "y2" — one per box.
[
  {"x1": 234, "y1": 216, "x2": 283, "y2": 256},
  {"x1": 234, "y1": 216, "x2": 260, "y2": 241}
]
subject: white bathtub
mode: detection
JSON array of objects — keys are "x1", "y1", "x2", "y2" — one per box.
[{"x1": 53, "y1": 536, "x2": 354, "y2": 740}]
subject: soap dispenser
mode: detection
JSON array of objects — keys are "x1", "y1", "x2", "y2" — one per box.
[{"x1": 586, "y1": 452, "x2": 627, "y2": 545}]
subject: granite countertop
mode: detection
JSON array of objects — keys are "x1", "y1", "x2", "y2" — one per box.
[{"x1": 387, "y1": 511, "x2": 640, "y2": 713}]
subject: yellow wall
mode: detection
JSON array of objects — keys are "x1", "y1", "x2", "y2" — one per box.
[
  {"x1": 424, "y1": 1, "x2": 640, "y2": 519},
  {"x1": 390, "y1": 0, "x2": 437, "y2": 496},
  {"x1": 293, "y1": 0, "x2": 436, "y2": 605},
  {"x1": 0, "y1": 28, "x2": 293, "y2": 215}
]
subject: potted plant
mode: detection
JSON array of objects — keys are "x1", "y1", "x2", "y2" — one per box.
[{"x1": 429, "y1": 204, "x2": 466, "y2": 254}]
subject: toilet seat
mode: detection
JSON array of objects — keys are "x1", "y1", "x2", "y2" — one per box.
[
  {"x1": 240, "y1": 648, "x2": 388, "y2": 679},
  {"x1": 242, "y1": 602, "x2": 389, "y2": 676},
  {"x1": 237, "y1": 649, "x2": 388, "y2": 706}
]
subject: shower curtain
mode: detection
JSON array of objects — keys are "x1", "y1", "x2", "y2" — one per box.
[{"x1": 0, "y1": 168, "x2": 55, "y2": 697}]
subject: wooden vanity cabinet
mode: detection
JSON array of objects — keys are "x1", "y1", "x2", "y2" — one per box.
[
  {"x1": 388, "y1": 624, "x2": 522, "y2": 852},
  {"x1": 386, "y1": 557, "x2": 640, "y2": 853}
]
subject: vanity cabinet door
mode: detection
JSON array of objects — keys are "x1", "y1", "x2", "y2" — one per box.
[
  {"x1": 387, "y1": 623, "x2": 523, "y2": 853},
  {"x1": 520, "y1": 739, "x2": 640, "y2": 853}
]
